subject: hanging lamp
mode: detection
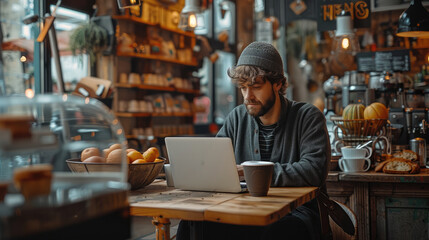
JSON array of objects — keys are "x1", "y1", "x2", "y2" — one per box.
[
  {"x1": 332, "y1": 10, "x2": 360, "y2": 55},
  {"x1": 179, "y1": 0, "x2": 202, "y2": 31},
  {"x1": 397, "y1": 0, "x2": 429, "y2": 38}
]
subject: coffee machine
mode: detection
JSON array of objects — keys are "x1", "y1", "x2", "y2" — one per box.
[
  {"x1": 389, "y1": 108, "x2": 408, "y2": 145},
  {"x1": 406, "y1": 108, "x2": 429, "y2": 140},
  {"x1": 323, "y1": 75, "x2": 342, "y2": 115},
  {"x1": 341, "y1": 71, "x2": 372, "y2": 107}
]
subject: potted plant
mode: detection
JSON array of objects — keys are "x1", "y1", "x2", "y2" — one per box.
[{"x1": 69, "y1": 21, "x2": 108, "y2": 66}]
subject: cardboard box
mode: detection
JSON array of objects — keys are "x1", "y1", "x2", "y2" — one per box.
[{"x1": 72, "y1": 76, "x2": 112, "y2": 99}]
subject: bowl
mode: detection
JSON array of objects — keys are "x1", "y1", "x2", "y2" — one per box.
[{"x1": 66, "y1": 159, "x2": 164, "y2": 190}]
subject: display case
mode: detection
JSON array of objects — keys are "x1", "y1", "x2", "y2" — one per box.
[{"x1": 0, "y1": 94, "x2": 130, "y2": 239}]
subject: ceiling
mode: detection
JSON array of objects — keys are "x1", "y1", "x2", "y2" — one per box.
[{"x1": 47, "y1": 0, "x2": 97, "y2": 15}]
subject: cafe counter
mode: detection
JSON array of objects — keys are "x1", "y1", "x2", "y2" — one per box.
[{"x1": 326, "y1": 168, "x2": 429, "y2": 240}]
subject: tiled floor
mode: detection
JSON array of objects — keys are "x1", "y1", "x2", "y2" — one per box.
[{"x1": 130, "y1": 216, "x2": 180, "y2": 240}]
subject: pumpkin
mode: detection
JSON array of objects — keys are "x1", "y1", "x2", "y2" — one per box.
[
  {"x1": 364, "y1": 102, "x2": 388, "y2": 120},
  {"x1": 342, "y1": 104, "x2": 365, "y2": 120},
  {"x1": 342, "y1": 104, "x2": 365, "y2": 134}
]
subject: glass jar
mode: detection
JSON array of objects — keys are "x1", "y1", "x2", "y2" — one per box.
[{"x1": 0, "y1": 94, "x2": 130, "y2": 238}]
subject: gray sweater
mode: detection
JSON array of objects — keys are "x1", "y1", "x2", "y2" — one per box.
[{"x1": 217, "y1": 96, "x2": 331, "y2": 239}]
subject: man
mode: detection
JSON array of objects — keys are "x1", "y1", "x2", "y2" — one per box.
[{"x1": 177, "y1": 41, "x2": 330, "y2": 240}]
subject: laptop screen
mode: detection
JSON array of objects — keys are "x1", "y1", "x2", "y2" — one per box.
[{"x1": 165, "y1": 137, "x2": 245, "y2": 193}]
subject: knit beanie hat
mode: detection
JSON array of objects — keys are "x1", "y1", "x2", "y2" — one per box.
[{"x1": 237, "y1": 42, "x2": 284, "y2": 74}]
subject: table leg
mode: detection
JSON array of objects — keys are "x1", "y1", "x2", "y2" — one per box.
[{"x1": 152, "y1": 217, "x2": 171, "y2": 240}]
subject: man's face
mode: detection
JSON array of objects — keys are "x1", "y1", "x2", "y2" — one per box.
[{"x1": 240, "y1": 78, "x2": 277, "y2": 117}]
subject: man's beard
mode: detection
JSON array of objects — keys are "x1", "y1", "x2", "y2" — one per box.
[{"x1": 244, "y1": 89, "x2": 276, "y2": 117}]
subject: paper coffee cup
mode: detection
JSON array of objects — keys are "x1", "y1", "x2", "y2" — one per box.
[{"x1": 241, "y1": 161, "x2": 274, "y2": 197}]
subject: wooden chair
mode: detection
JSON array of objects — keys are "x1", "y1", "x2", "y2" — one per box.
[
  {"x1": 318, "y1": 191, "x2": 358, "y2": 240},
  {"x1": 329, "y1": 201, "x2": 358, "y2": 240}
]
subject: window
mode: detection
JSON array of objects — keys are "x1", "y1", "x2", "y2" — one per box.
[
  {"x1": 50, "y1": 5, "x2": 89, "y2": 93},
  {"x1": 0, "y1": 0, "x2": 35, "y2": 95},
  {"x1": 194, "y1": 1, "x2": 236, "y2": 130}
]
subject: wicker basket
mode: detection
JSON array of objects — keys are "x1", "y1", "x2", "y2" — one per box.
[{"x1": 332, "y1": 118, "x2": 387, "y2": 138}]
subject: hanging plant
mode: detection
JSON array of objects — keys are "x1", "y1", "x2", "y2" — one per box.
[{"x1": 69, "y1": 21, "x2": 108, "y2": 66}]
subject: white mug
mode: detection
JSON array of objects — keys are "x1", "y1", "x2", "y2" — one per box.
[
  {"x1": 339, "y1": 158, "x2": 371, "y2": 172},
  {"x1": 341, "y1": 146, "x2": 372, "y2": 159}
]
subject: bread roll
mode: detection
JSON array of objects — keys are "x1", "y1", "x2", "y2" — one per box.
[
  {"x1": 106, "y1": 149, "x2": 126, "y2": 163},
  {"x1": 83, "y1": 156, "x2": 106, "y2": 163},
  {"x1": 0, "y1": 115, "x2": 34, "y2": 139},
  {"x1": 13, "y1": 164, "x2": 53, "y2": 200},
  {"x1": 103, "y1": 143, "x2": 124, "y2": 158},
  {"x1": 376, "y1": 158, "x2": 420, "y2": 174},
  {"x1": 393, "y1": 150, "x2": 418, "y2": 162},
  {"x1": 81, "y1": 147, "x2": 101, "y2": 162}
]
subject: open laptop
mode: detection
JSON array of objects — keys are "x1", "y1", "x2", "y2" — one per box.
[{"x1": 164, "y1": 137, "x2": 247, "y2": 193}]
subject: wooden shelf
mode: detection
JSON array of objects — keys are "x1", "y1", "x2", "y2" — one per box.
[
  {"x1": 126, "y1": 134, "x2": 195, "y2": 139},
  {"x1": 115, "y1": 112, "x2": 194, "y2": 117},
  {"x1": 126, "y1": 135, "x2": 155, "y2": 140},
  {"x1": 374, "y1": 46, "x2": 429, "y2": 52},
  {"x1": 112, "y1": 15, "x2": 195, "y2": 37},
  {"x1": 116, "y1": 51, "x2": 198, "y2": 66},
  {"x1": 115, "y1": 83, "x2": 200, "y2": 95}
]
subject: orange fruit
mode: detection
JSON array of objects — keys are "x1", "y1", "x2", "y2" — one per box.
[
  {"x1": 150, "y1": 147, "x2": 160, "y2": 158},
  {"x1": 132, "y1": 159, "x2": 149, "y2": 164},
  {"x1": 154, "y1": 158, "x2": 164, "y2": 163},
  {"x1": 127, "y1": 150, "x2": 144, "y2": 162},
  {"x1": 126, "y1": 148, "x2": 137, "y2": 153},
  {"x1": 142, "y1": 147, "x2": 159, "y2": 162}
]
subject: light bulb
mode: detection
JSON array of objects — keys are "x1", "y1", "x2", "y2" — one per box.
[
  {"x1": 189, "y1": 14, "x2": 197, "y2": 28},
  {"x1": 341, "y1": 37, "x2": 350, "y2": 49},
  {"x1": 25, "y1": 89, "x2": 34, "y2": 99}
]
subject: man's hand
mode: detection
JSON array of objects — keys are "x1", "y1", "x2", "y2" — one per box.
[{"x1": 237, "y1": 165, "x2": 245, "y2": 182}]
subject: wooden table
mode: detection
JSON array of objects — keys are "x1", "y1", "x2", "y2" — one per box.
[
  {"x1": 327, "y1": 168, "x2": 429, "y2": 240},
  {"x1": 129, "y1": 180, "x2": 318, "y2": 240}
]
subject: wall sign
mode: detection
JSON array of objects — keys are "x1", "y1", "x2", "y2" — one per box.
[
  {"x1": 356, "y1": 50, "x2": 411, "y2": 72},
  {"x1": 317, "y1": 0, "x2": 370, "y2": 32},
  {"x1": 284, "y1": 0, "x2": 318, "y2": 24}
]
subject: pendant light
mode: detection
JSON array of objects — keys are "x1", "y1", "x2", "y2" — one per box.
[
  {"x1": 332, "y1": 10, "x2": 360, "y2": 55},
  {"x1": 117, "y1": 0, "x2": 141, "y2": 9},
  {"x1": 179, "y1": 0, "x2": 202, "y2": 31},
  {"x1": 397, "y1": 0, "x2": 429, "y2": 38}
]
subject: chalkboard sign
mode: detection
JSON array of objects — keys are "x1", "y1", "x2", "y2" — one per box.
[{"x1": 356, "y1": 49, "x2": 410, "y2": 72}]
